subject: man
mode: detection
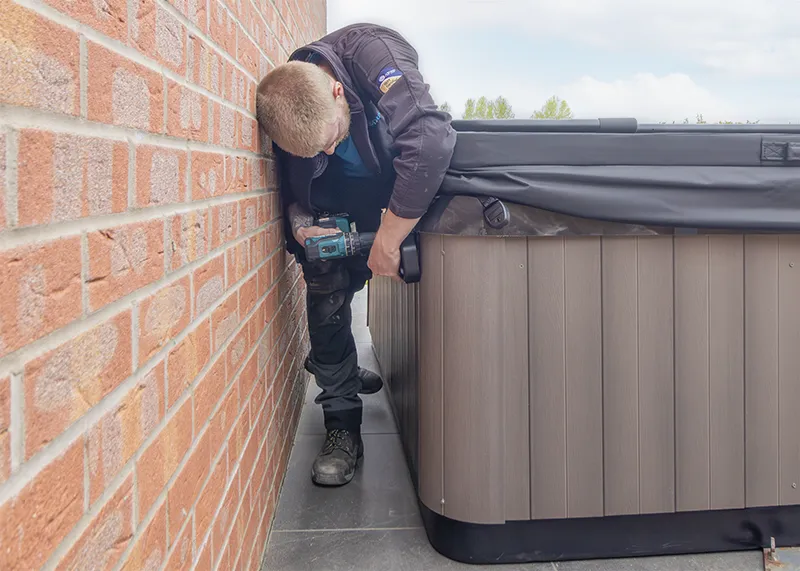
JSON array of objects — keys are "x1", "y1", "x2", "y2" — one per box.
[{"x1": 256, "y1": 23, "x2": 456, "y2": 486}]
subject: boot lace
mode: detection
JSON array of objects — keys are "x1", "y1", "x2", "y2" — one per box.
[{"x1": 322, "y1": 429, "x2": 354, "y2": 455}]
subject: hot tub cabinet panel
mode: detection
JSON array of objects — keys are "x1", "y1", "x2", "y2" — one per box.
[
  {"x1": 369, "y1": 233, "x2": 800, "y2": 563},
  {"x1": 368, "y1": 119, "x2": 800, "y2": 564}
]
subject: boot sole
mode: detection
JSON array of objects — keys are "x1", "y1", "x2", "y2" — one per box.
[{"x1": 311, "y1": 443, "x2": 364, "y2": 487}]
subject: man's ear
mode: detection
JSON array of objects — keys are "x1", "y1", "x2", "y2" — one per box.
[{"x1": 333, "y1": 81, "x2": 344, "y2": 99}]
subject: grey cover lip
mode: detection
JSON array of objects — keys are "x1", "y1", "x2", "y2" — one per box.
[{"x1": 438, "y1": 120, "x2": 800, "y2": 232}]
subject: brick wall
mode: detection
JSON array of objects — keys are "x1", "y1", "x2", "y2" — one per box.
[{"x1": 0, "y1": 0, "x2": 325, "y2": 568}]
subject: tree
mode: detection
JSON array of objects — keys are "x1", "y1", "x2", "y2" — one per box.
[
  {"x1": 462, "y1": 96, "x2": 515, "y2": 119},
  {"x1": 532, "y1": 96, "x2": 574, "y2": 120},
  {"x1": 437, "y1": 101, "x2": 452, "y2": 114}
]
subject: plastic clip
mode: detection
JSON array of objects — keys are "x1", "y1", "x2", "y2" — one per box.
[{"x1": 480, "y1": 197, "x2": 510, "y2": 229}]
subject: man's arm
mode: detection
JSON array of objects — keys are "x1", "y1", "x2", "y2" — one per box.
[{"x1": 350, "y1": 26, "x2": 458, "y2": 275}]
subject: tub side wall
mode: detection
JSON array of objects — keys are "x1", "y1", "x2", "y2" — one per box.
[{"x1": 369, "y1": 232, "x2": 800, "y2": 525}]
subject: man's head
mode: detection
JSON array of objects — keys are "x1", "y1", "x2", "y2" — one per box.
[{"x1": 256, "y1": 60, "x2": 351, "y2": 158}]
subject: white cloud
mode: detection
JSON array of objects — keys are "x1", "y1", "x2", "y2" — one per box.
[
  {"x1": 559, "y1": 73, "x2": 740, "y2": 123},
  {"x1": 328, "y1": 0, "x2": 800, "y2": 78}
]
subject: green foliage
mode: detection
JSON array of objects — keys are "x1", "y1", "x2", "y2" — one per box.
[
  {"x1": 462, "y1": 96, "x2": 515, "y2": 119},
  {"x1": 531, "y1": 96, "x2": 574, "y2": 120},
  {"x1": 437, "y1": 101, "x2": 452, "y2": 114}
]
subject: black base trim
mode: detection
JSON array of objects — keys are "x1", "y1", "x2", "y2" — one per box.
[{"x1": 419, "y1": 501, "x2": 800, "y2": 565}]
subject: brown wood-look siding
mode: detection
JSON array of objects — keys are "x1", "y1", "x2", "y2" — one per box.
[{"x1": 368, "y1": 232, "x2": 798, "y2": 525}]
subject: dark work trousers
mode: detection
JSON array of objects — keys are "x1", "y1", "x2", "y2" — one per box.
[{"x1": 301, "y1": 154, "x2": 393, "y2": 434}]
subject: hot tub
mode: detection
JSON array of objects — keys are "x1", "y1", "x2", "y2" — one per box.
[{"x1": 367, "y1": 118, "x2": 800, "y2": 564}]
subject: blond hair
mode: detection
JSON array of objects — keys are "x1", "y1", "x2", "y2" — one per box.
[{"x1": 256, "y1": 61, "x2": 336, "y2": 157}]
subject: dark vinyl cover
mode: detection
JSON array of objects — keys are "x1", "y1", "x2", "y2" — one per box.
[{"x1": 437, "y1": 119, "x2": 800, "y2": 231}]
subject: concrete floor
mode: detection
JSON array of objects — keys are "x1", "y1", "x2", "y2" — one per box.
[{"x1": 262, "y1": 290, "x2": 764, "y2": 571}]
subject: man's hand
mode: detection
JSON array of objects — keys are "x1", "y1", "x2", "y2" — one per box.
[
  {"x1": 367, "y1": 208, "x2": 420, "y2": 281},
  {"x1": 295, "y1": 225, "x2": 340, "y2": 245},
  {"x1": 286, "y1": 202, "x2": 340, "y2": 247}
]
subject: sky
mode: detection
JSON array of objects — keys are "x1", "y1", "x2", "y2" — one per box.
[{"x1": 326, "y1": 0, "x2": 800, "y2": 124}]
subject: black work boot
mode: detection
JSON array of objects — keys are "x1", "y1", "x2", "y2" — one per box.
[
  {"x1": 357, "y1": 367, "x2": 383, "y2": 395},
  {"x1": 311, "y1": 429, "x2": 364, "y2": 486},
  {"x1": 305, "y1": 354, "x2": 382, "y2": 395}
]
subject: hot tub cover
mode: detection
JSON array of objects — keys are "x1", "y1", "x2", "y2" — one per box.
[{"x1": 433, "y1": 119, "x2": 800, "y2": 232}]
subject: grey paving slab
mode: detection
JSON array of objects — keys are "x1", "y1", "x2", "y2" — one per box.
[
  {"x1": 271, "y1": 433, "x2": 422, "y2": 531},
  {"x1": 263, "y1": 527, "x2": 763, "y2": 571}
]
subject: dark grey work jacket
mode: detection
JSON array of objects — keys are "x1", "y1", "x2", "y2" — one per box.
[{"x1": 271, "y1": 23, "x2": 458, "y2": 255}]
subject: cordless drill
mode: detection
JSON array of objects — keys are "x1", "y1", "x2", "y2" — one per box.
[
  {"x1": 303, "y1": 214, "x2": 374, "y2": 261},
  {"x1": 302, "y1": 214, "x2": 421, "y2": 283}
]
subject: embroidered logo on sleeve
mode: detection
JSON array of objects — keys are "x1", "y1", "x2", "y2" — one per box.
[{"x1": 377, "y1": 66, "x2": 403, "y2": 93}]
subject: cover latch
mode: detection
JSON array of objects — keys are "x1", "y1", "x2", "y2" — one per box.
[{"x1": 479, "y1": 197, "x2": 511, "y2": 229}]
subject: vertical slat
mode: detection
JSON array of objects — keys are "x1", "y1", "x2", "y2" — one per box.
[
  {"x1": 564, "y1": 237, "x2": 604, "y2": 518},
  {"x1": 442, "y1": 235, "x2": 505, "y2": 524},
  {"x1": 745, "y1": 235, "x2": 780, "y2": 507},
  {"x1": 674, "y1": 236, "x2": 710, "y2": 511},
  {"x1": 778, "y1": 236, "x2": 800, "y2": 505},
  {"x1": 637, "y1": 237, "x2": 676, "y2": 514},
  {"x1": 601, "y1": 237, "x2": 640, "y2": 516},
  {"x1": 529, "y1": 237, "x2": 567, "y2": 520},
  {"x1": 503, "y1": 238, "x2": 531, "y2": 521},
  {"x1": 418, "y1": 234, "x2": 444, "y2": 515},
  {"x1": 708, "y1": 235, "x2": 745, "y2": 510},
  {"x1": 409, "y1": 283, "x2": 420, "y2": 476}
]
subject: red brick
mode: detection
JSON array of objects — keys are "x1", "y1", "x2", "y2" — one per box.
[
  {"x1": 226, "y1": 240, "x2": 250, "y2": 286},
  {"x1": 215, "y1": 103, "x2": 239, "y2": 148},
  {"x1": 239, "y1": 274, "x2": 258, "y2": 319},
  {"x1": 136, "y1": 398, "x2": 192, "y2": 517},
  {"x1": 0, "y1": 438, "x2": 84, "y2": 570},
  {"x1": 135, "y1": 145, "x2": 188, "y2": 208},
  {"x1": 190, "y1": 152, "x2": 225, "y2": 201},
  {"x1": 130, "y1": 0, "x2": 187, "y2": 75},
  {"x1": 87, "y1": 41, "x2": 163, "y2": 132},
  {"x1": 0, "y1": 377, "x2": 9, "y2": 483},
  {"x1": 209, "y1": 0, "x2": 237, "y2": 55},
  {"x1": 138, "y1": 277, "x2": 191, "y2": 364},
  {"x1": 87, "y1": 363, "x2": 164, "y2": 504},
  {"x1": 236, "y1": 31, "x2": 259, "y2": 80},
  {"x1": 194, "y1": 453, "x2": 225, "y2": 545},
  {"x1": 24, "y1": 311, "x2": 133, "y2": 458},
  {"x1": 239, "y1": 352, "x2": 259, "y2": 406},
  {"x1": 193, "y1": 254, "x2": 225, "y2": 315},
  {"x1": 17, "y1": 130, "x2": 128, "y2": 227},
  {"x1": 87, "y1": 220, "x2": 165, "y2": 310},
  {"x1": 191, "y1": 38, "x2": 223, "y2": 97},
  {"x1": 239, "y1": 197, "x2": 261, "y2": 236},
  {"x1": 240, "y1": 115, "x2": 257, "y2": 152},
  {"x1": 120, "y1": 501, "x2": 166, "y2": 571},
  {"x1": 194, "y1": 358, "x2": 224, "y2": 426},
  {"x1": 55, "y1": 476, "x2": 134, "y2": 571},
  {"x1": 212, "y1": 486, "x2": 237, "y2": 567},
  {"x1": 166, "y1": 0, "x2": 206, "y2": 32},
  {"x1": 211, "y1": 291, "x2": 239, "y2": 352},
  {"x1": 208, "y1": 382, "x2": 237, "y2": 457},
  {"x1": 167, "y1": 82, "x2": 209, "y2": 142},
  {"x1": 0, "y1": 0, "x2": 80, "y2": 116},
  {"x1": 195, "y1": 538, "x2": 212, "y2": 571},
  {"x1": 250, "y1": 231, "x2": 267, "y2": 269},
  {"x1": 0, "y1": 237, "x2": 82, "y2": 359},
  {"x1": 211, "y1": 201, "x2": 239, "y2": 249},
  {"x1": 224, "y1": 155, "x2": 251, "y2": 195},
  {"x1": 164, "y1": 511, "x2": 193, "y2": 569},
  {"x1": 45, "y1": 0, "x2": 128, "y2": 42},
  {"x1": 167, "y1": 319, "x2": 211, "y2": 408},
  {"x1": 226, "y1": 326, "x2": 249, "y2": 378},
  {"x1": 167, "y1": 210, "x2": 209, "y2": 272},
  {"x1": 251, "y1": 157, "x2": 266, "y2": 192},
  {"x1": 167, "y1": 430, "x2": 210, "y2": 538},
  {"x1": 257, "y1": 261, "x2": 271, "y2": 300}
]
